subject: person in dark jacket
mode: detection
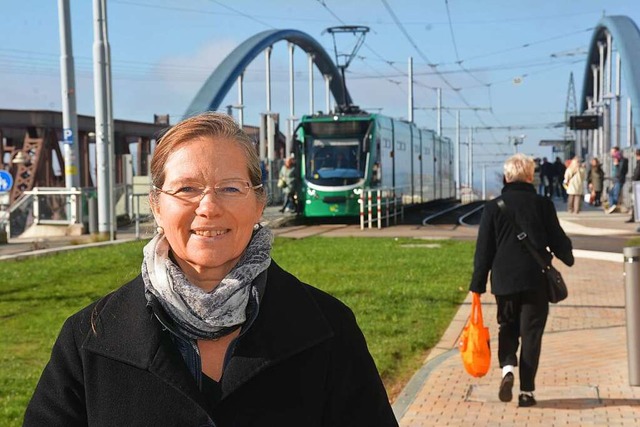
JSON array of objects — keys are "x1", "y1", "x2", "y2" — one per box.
[
  {"x1": 539, "y1": 157, "x2": 554, "y2": 198},
  {"x1": 625, "y1": 149, "x2": 640, "y2": 222},
  {"x1": 24, "y1": 113, "x2": 397, "y2": 427},
  {"x1": 607, "y1": 146, "x2": 629, "y2": 213},
  {"x1": 469, "y1": 153, "x2": 574, "y2": 408},
  {"x1": 553, "y1": 157, "x2": 567, "y2": 202}
]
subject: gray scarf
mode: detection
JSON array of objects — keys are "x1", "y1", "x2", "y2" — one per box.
[{"x1": 142, "y1": 226, "x2": 273, "y2": 340}]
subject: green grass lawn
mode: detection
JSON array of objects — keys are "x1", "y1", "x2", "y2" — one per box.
[{"x1": 0, "y1": 236, "x2": 474, "y2": 425}]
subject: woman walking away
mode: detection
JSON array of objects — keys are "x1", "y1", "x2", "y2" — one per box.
[
  {"x1": 564, "y1": 157, "x2": 587, "y2": 214},
  {"x1": 469, "y1": 154, "x2": 574, "y2": 407},
  {"x1": 587, "y1": 158, "x2": 605, "y2": 207},
  {"x1": 24, "y1": 113, "x2": 397, "y2": 426}
]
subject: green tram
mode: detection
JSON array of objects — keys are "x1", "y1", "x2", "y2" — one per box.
[{"x1": 295, "y1": 110, "x2": 455, "y2": 218}]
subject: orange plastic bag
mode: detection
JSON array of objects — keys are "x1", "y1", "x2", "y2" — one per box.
[{"x1": 458, "y1": 293, "x2": 491, "y2": 377}]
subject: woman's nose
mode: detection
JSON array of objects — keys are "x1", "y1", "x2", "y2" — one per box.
[{"x1": 194, "y1": 191, "x2": 223, "y2": 216}]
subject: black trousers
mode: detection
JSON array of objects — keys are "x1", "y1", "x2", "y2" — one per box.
[{"x1": 495, "y1": 285, "x2": 549, "y2": 392}]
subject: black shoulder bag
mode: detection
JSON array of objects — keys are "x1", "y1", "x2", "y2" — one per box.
[{"x1": 496, "y1": 199, "x2": 568, "y2": 303}]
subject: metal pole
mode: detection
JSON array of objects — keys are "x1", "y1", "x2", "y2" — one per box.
[
  {"x1": 482, "y1": 164, "x2": 486, "y2": 200},
  {"x1": 58, "y1": 0, "x2": 80, "y2": 190},
  {"x1": 598, "y1": 42, "x2": 605, "y2": 105},
  {"x1": 259, "y1": 113, "x2": 266, "y2": 160},
  {"x1": 287, "y1": 43, "x2": 295, "y2": 157},
  {"x1": 408, "y1": 57, "x2": 413, "y2": 123},
  {"x1": 101, "y1": 0, "x2": 115, "y2": 241},
  {"x1": 237, "y1": 74, "x2": 244, "y2": 128},
  {"x1": 437, "y1": 88, "x2": 442, "y2": 136},
  {"x1": 469, "y1": 127, "x2": 474, "y2": 194},
  {"x1": 265, "y1": 46, "x2": 272, "y2": 112},
  {"x1": 455, "y1": 111, "x2": 461, "y2": 199},
  {"x1": 308, "y1": 53, "x2": 315, "y2": 114},
  {"x1": 616, "y1": 52, "x2": 622, "y2": 148},
  {"x1": 606, "y1": 33, "x2": 613, "y2": 95},
  {"x1": 623, "y1": 246, "x2": 640, "y2": 386},
  {"x1": 592, "y1": 65, "x2": 600, "y2": 158},
  {"x1": 267, "y1": 115, "x2": 275, "y2": 162},
  {"x1": 628, "y1": 98, "x2": 633, "y2": 148},
  {"x1": 324, "y1": 74, "x2": 331, "y2": 114},
  {"x1": 92, "y1": 0, "x2": 111, "y2": 239}
]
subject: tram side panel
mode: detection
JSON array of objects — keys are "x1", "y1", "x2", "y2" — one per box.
[
  {"x1": 392, "y1": 120, "x2": 413, "y2": 204},
  {"x1": 375, "y1": 116, "x2": 394, "y2": 191},
  {"x1": 411, "y1": 125, "x2": 422, "y2": 203},
  {"x1": 421, "y1": 129, "x2": 435, "y2": 202},
  {"x1": 440, "y1": 136, "x2": 454, "y2": 199}
]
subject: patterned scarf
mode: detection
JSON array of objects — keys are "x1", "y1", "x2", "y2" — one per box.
[{"x1": 142, "y1": 226, "x2": 273, "y2": 340}]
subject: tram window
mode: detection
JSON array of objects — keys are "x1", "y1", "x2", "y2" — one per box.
[{"x1": 307, "y1": 138, "x2": 364, "y2": 180}]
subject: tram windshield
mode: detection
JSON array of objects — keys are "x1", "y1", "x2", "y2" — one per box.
[{"x1": 305, "y1": 138, "x2": 364, "y2": 185}]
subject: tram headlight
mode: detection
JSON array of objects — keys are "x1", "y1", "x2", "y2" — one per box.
[{"x1": 307, "y1": 188, "x2": 317, "y2": 198}]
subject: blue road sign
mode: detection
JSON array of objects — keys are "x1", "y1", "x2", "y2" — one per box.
[
  {"x1": 0, "y1": 170, "x2": 13, "y2": 193},
  {"x1": 63, "y1": 128, "x2": 73, "y2": 145}
]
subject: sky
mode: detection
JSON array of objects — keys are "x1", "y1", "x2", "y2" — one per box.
[{"x1": 1, "y1": 0, "x2": 639, "y2": 191}]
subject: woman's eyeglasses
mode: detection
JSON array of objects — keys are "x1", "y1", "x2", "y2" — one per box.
[{"x1": 153, "y1": 179, "x2": 263, "y2": 203}]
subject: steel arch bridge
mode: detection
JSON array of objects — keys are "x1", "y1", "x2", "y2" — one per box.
[
  {"x1": 183, "y1": 29, "x2": 352, "y2": 118},
  {"x1": 580, "y1": 15, "x2": 640, "y2": 146}
]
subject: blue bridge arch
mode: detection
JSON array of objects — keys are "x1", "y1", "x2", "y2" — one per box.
[
  {"x1": 581, "y1": 15, "x2": 640, "y2": 138},
  {"x1": 184, "y1": 29, "x2": 352, "y2": 118}
]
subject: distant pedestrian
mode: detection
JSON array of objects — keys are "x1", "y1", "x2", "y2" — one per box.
[
  {"x1": 626, "y1": 149, "x2": 640, "y2": 222},
  {"x1": 540, "y1": 157, "x2": 554, "y2": 198},
  {"x1": 278, "y1": 156, "x2": 299, "y2": 213},
  {"x1": 469, "y1": 153, "x2": 574, "y2": 408},
  {"x1": 553, "y1": 157, "x2": 567, "y2": 201},
  {"x1": 587, "y1": 158, "x2": 605, "y2": 207},
  {"x1": 607, "y1": 146, "x2": 629, "y2": 213},
  {"x1": 563, "y1": 157, "x2": 586, "y2": 214}
]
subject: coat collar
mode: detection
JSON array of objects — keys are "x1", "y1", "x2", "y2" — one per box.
[
  {"x1": 82, "y1": 261, "x2": 334, "y2": 400},
  {"x1": 501, "y1": 181, "x2": 536, "y2": 194}
]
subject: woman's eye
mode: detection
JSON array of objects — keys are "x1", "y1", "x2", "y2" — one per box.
[
  {"x1": 219, "y1": 185, "x2": 241, "y2": 194},
  {"x1": 176, "y1": 186, "x2": 198, "y2": 194}
]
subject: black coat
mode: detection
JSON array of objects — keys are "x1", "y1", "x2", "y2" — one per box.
[
  {"x1": 24, "y1": 261, "x2": 398, "y2": 427},
  {"x1": 469, "y1": 182, "x2": 574, "y2": 296}
]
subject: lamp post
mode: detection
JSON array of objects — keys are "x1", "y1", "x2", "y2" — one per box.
[{"x1": 511, "y1": 134, "x2": 526, "y2": 153}]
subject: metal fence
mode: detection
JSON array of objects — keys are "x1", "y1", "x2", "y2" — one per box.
[{"x1": 358, "y1": 187, "x2": 403, "y2": 230}]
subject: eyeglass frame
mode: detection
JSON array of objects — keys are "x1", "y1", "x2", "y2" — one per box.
[{"x1": 152, "y1": 179, "x2": 263, "y2": 203}]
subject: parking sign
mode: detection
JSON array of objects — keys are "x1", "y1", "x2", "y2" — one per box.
[
  {"x1": 63, "y1": 128, "x2": 74, "y2": 145},
  {"x1": 0, "y1": 170, "x2": 13, "y2": 193}
]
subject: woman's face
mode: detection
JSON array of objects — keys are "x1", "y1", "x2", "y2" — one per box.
[{"x1": 151, "y1": 137, "x2": 264, "y2": 288}]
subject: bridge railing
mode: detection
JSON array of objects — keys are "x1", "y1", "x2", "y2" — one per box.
[
  {"x1": 6, "y1": 187, "x2": 97, "y2": 238},
  {"x1": 357, "y1": 187, "x2": 403, "y2": 230}
]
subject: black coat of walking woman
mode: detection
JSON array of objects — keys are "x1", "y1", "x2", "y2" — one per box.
[{"x1": 469, "y1": 154, "x2": 574, "y2": 407}]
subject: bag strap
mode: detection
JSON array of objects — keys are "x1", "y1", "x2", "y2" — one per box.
[
  {"x1": 471, "y1": 292, "x2": 484, "y2": 325},
  {"x1": 496, "y1": 199, "x2": 551, "y2": 271}
]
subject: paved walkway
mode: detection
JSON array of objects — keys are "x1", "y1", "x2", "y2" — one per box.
[
  {"x1": 393, "y1": 202, "x2": 640, "y2": 426},
  {"x1": 3, "y1": 199, "x2": 640, "y2": 426}
]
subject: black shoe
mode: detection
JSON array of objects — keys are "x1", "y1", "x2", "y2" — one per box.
[
  {"x1": 518, "y1": 393, "x2": 537, "y2": 407},
  {"x1": 626, "y1": 218, "x2": 635, "y2": 223},
  {"x1": 499, "y1": 372, "x2": 514, "y2": 402}
]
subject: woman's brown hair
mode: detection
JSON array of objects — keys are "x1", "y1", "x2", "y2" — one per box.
[{"x1": 149, "y1": 112, "x2": 266, "y2": 203}]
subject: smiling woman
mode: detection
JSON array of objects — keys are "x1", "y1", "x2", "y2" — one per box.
[{"x1": 23, "y1": 112, "x2": 398, "y2": 427}]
